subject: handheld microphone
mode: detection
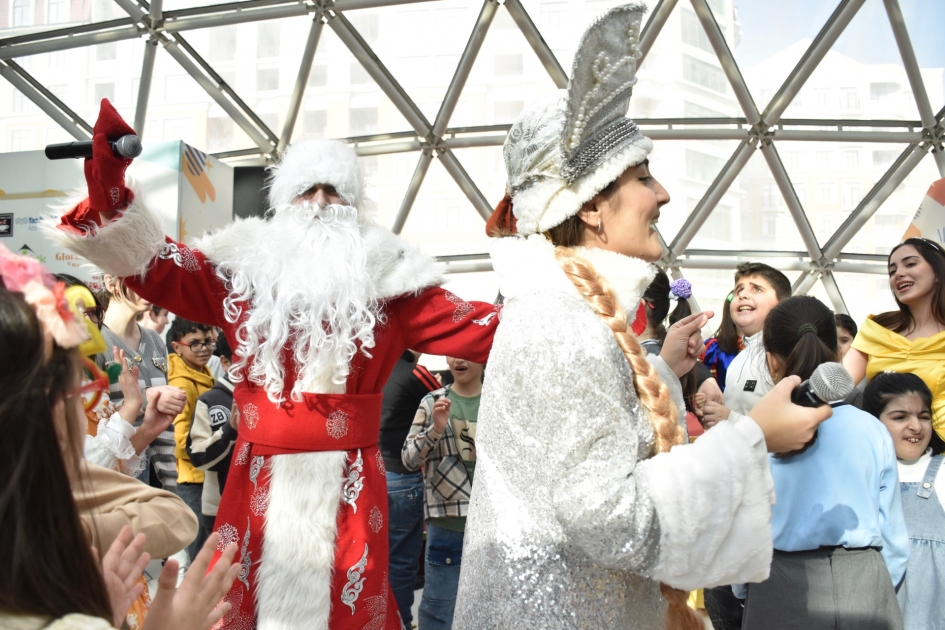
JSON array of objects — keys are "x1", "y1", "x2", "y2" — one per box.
[
  {"x1": 776, "y1": 362, "x2": 854, "y2": 459},
  {"x1": 45, "y1": 135, "x2": 142, "y2": 160},
  {"x1": 790, "y1": 362, "x2": 855, "y2": 408}
]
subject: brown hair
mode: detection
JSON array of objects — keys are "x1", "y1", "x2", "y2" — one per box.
[
  {"x1": 873, "y1": 238, "x2": 945, "y2": 334},
  {"x1": 733, "y1": 262, "x2": 792, "y2": 301},
  {"x1": 554, "y1": 247, "x2": 701, "y2": 630},
  {"x1": 0, "y1": 284, "x2": 112, "y2": 621}
]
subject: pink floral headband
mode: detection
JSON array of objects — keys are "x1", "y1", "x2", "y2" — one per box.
[{"x1": 0, "y1": 243, "x2": 89, "y2": 354}]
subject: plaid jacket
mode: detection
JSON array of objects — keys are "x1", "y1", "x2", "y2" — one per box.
[{"x1": 401, "y1": 385, "x2": 473, "y2": 519}]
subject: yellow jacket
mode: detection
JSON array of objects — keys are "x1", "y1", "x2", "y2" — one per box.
[{"x1": 168, "y1": 353, "x2": 215, "y2": 483}]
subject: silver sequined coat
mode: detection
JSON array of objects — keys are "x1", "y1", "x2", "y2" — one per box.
[{"x1": 453, "y1": 236, "x2": 775, "y2": 630}]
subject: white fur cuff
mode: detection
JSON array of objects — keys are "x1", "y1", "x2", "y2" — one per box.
[
  {"x1": 640, "y1": 420, "x2": 774, "y2": 590},
  {"x1": 43, "y1": 181, "x2": 166, "y2": 279}
]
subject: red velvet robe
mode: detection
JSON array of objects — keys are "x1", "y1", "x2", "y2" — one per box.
[{"x1": 59, "y1": 204, "x2": 499, "y2": 630}]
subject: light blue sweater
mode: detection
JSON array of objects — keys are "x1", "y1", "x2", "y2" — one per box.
[{"x1": 735, "y1": 404, "x2": 909, "y2": 598}]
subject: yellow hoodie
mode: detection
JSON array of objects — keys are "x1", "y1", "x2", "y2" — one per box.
[{"x1": 168, "y1": 353, "x2": 215, "y2": 484}]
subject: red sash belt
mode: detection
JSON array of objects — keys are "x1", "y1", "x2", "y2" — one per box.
[{"x1": 234, "y1": 386, "x2": 382, "y2": 455}]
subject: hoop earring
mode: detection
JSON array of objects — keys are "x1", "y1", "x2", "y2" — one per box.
[{"x1": 596, "y1": 220, "x2": 602, "y2": 234}]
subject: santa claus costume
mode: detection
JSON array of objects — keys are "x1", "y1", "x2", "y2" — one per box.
[{"x1": 46, "y1": 104, "x2": 499, "y2": 630}]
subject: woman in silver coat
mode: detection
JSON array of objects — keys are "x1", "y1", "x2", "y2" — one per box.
[{"x1": 452, "y1": 5, "x2": 831, "y2": 629}]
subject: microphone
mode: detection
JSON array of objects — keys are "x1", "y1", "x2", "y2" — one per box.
[
  {"x1": 45, "y1": 135, "x2": 142, "y2": 160},
  {"x1": 776, "y1": 362, "x2": 854, "y2": 459},
  {"x1": 790, "y1": 362, "x2": 855, "y2": 408}
]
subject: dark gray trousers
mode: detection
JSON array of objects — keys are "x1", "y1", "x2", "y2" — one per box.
[{"x1": 743, "y1": 548, "x2": 903, "y2": 630}]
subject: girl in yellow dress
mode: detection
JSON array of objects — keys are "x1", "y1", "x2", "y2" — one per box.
[{"x1": 844, "y1": 237, "x2": 945, "y2": 440}]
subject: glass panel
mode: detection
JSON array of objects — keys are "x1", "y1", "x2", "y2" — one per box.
[
  {"x1": 399, "y1": 155, "x2": 491, "y2": 258},
  {"x1": 898, "y1": 0, "x2": 945, "y2": 112},
  {"x1": 832, "y1": 271, "x2": 898, "y2": 327},
  {"x1": 776, "y1": 0, "x2": 924, "y2": 121},
  {"x1": 775, "y1": 140, "x2": 916, "y2": 250},
  {"x1": 839, "y1": 150, "x2": 940, "y2": 255},
  {"x1": 734, "y1": 0, "x2": 835, "y2": 115},
  {"x1": 633, "y1": 2, "x2": 742, "y2": 119}
]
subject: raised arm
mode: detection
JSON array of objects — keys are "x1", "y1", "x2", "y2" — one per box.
[
  {"x1": 42, "y1": 100, "x2": 226, "y2": 327},
  {"x1": 393, "y1": 286, "x2": 500, "y2": 364}
]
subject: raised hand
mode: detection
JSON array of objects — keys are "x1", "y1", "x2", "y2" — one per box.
[
  {"x1": 97, "y1": 526, "x2": 150, "y2": 628},
  {"x1": 660, "y1": 311, "x2": 713, "y2": 378},
  {"x1": 432, "y1": 397, "x2": 451, "y2": 434},
  {"x1": 143, "y1": 533, "x2": 240, "y2": 630},
  {"x1": 114, "y1": 346, "x2": 142, "y2": 423}
]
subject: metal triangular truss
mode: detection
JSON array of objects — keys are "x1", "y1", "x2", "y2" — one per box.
[{"x1": 1, "y1": 0, "x2": 943, "y2": 314}]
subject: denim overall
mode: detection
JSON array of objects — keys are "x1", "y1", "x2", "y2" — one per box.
[{"x1": 897, "y1": 454, "x2": 945, "y2": 630}]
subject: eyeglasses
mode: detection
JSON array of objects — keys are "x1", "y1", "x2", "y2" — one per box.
[
  {"x1": 186, "y1": 340, "x2": 217, "y2": 352},
  {"x1": 83, "y1": 305, "x2": 106, "y2": 327}
]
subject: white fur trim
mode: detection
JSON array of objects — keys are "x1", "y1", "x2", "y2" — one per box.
[
  {"x1": 512, "y1": 138, "x2": 652, "y2": 237},
  {"x1": 490, "y1": 235, "x2": 655, "y2": 318},
  {"x1": 362, "y1": 225, "x2": 444, "y2": 299},
  {"x1": 267, "y1": 140, "x2": 363, "y2": 210},
  {"x1": 41, "y1": 181, "x2": 165, "y2": 279},
  {"x1": 257, "y1": 451, "x2": 347, "y2": 630},
  {"x1": 639, "y1": 418, "x2": 774, "y2": 590}
]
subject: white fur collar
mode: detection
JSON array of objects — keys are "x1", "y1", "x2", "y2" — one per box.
[
  {"x1": 490, "y1": 235, "x2": 655, "y2": 316},
  {"x1": 196, "y1": 217, "x2": 443, "y2": 300}
]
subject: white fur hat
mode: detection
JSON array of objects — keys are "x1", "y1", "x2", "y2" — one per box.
[
  {"x1": 504, "y1": 4, "x2": 652, "y2": 236},
  {"x1": 266, "y1": 139, "x2": 363, "y2": 210}
]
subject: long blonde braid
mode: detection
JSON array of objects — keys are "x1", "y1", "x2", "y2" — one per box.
[{"x1": 555, "y1": 247, "x2": 702, "y2": 630}]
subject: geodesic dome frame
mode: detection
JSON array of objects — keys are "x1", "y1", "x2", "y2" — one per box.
[{"x1": 1, "y1": 0, "x2": 943, "y2": 317}]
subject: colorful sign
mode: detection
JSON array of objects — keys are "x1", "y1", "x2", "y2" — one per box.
[{"x1": 903, "y1": 178, "x2": 945, "y2": 246}]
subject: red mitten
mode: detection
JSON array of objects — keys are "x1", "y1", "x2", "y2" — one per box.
[{"x1": 84, "y1": 99, "x2": 136, "y2": 217}]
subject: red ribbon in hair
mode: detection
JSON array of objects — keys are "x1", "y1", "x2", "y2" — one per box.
[
  {"x1": 486, "y1": 194, "x2": 517, "y2": 237},
  {"x1": 631, "y1": 301, "x2": 647, "y2": 336}
]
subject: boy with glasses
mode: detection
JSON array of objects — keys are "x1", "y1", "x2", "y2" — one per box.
[{"x1": 167, "y1": 316, "x2": 217, "y2": 563}]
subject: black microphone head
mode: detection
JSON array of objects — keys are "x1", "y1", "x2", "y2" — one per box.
[
  {"x1": 810, "y1": 362, "x2": 855, "y2": 402},
  {"x1": 114, "y1": 134, "x2": 142, "y2": 158}
]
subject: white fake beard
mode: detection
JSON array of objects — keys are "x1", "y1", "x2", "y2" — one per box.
[{"x1": 217, "y1": 203, "x2": 379, "y2": 402}]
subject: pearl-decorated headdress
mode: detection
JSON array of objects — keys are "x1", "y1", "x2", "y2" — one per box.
[{"x1": 503, "y1": 3, "x2": 652, "y2": 236}]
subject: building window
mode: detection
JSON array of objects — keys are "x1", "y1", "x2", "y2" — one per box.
[
  {"x1": 787, "y1": 152, "x2": 801, "y2": 172},
  {"x1": 761, "y1": 212, "x2": 778, "y2": 237},
  {"x1": 256, "y1": 68, "x2": 279, "y2": 91},
  {"x1": 701, "y1": 202, "x2": 732, "y2": 240},
  {"x1": 845, "y1": 151, "x2": 858, "y2": 170},
  {"x1": 870, "y1": 82, "x2": 899, "y2": 101},
  {"x1": 841, "y1": 87, "x2": 859, "y2": 110},
  {"x1": 350, "y1": 62, "x2": 371, "y2": 85},
  {"x1": 817, "y1": 182, "x2": 837, "y2": 204},
  {"x1": 685, "y1": 149, "x2": 724, "y2": 181},
  {"x1": 209, "y1": 26, "x2": 237, "y2": 62},
  {"x1": 815, "y1": 88, "x2": 829, "y2": 108},
  {"x1": 47, "y1": 0, "x2": 67, "y2": 23},
  {"x1": 816, "y1": 151, "x2": 831, "y2": 171},
  {"x1": 494, "y1": 54, "x2": 523, "y2": 77},
  {"x1": 96, "y1": 42, "x2": 117, "y2": 61},
  {"x1": 303, "y1": 110, "x2": 327, "y2": 139},
  {"x1": 494, "y1": 101, "x2": 523, "y2": 122},
  {"x1": 309, "y1": 65, "x2": 328, "y2": 87},
  {"x1": 349, "y1": 14, "x2": 380, "y2": 43},
  {"x1": 93, "y1": 82, "x2": 115, "y2": 106},
  {"x1": 682, "y1": 56, "x2": 727, "y2": 93},
  {"x1": 681, "y1": 10, "x2": 712, "y2": 53},
  {"x1": 163, "y1": 118, "x2": 193, "y2": 142},
  {"x1": 761, "y1": 183, "x2": 778, "y2": 208},
  {"x1": 540, "y1": 2, "x2": 566, "y2": 31},
  {"x1": 794, "y1": 183, "x2": 806, "y2": 204},
  {"x1": 873, "y1": 150, "x2": 898, "y2": 168},
  {"x1": 11, "y1": 129, "x2": 34, "y2": 151},
  {"x1": 842, "y1": 182, "x2": 861, "y2": 209},
  {"x1": 349, "y1": 107, "x2": 378, "y2": 136},
  {"x1": 12, "y1": 90, "x2": 29, "y2": 113},
  {"x1": 207, "y1": 117, "x2": 233, "y2": 153},
  {"x1": 12, "y1": 0, "x2": 31, "y2": 27},
  {"x1": 257, "y1": 23, "x2": 281, "y2": 58}
]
